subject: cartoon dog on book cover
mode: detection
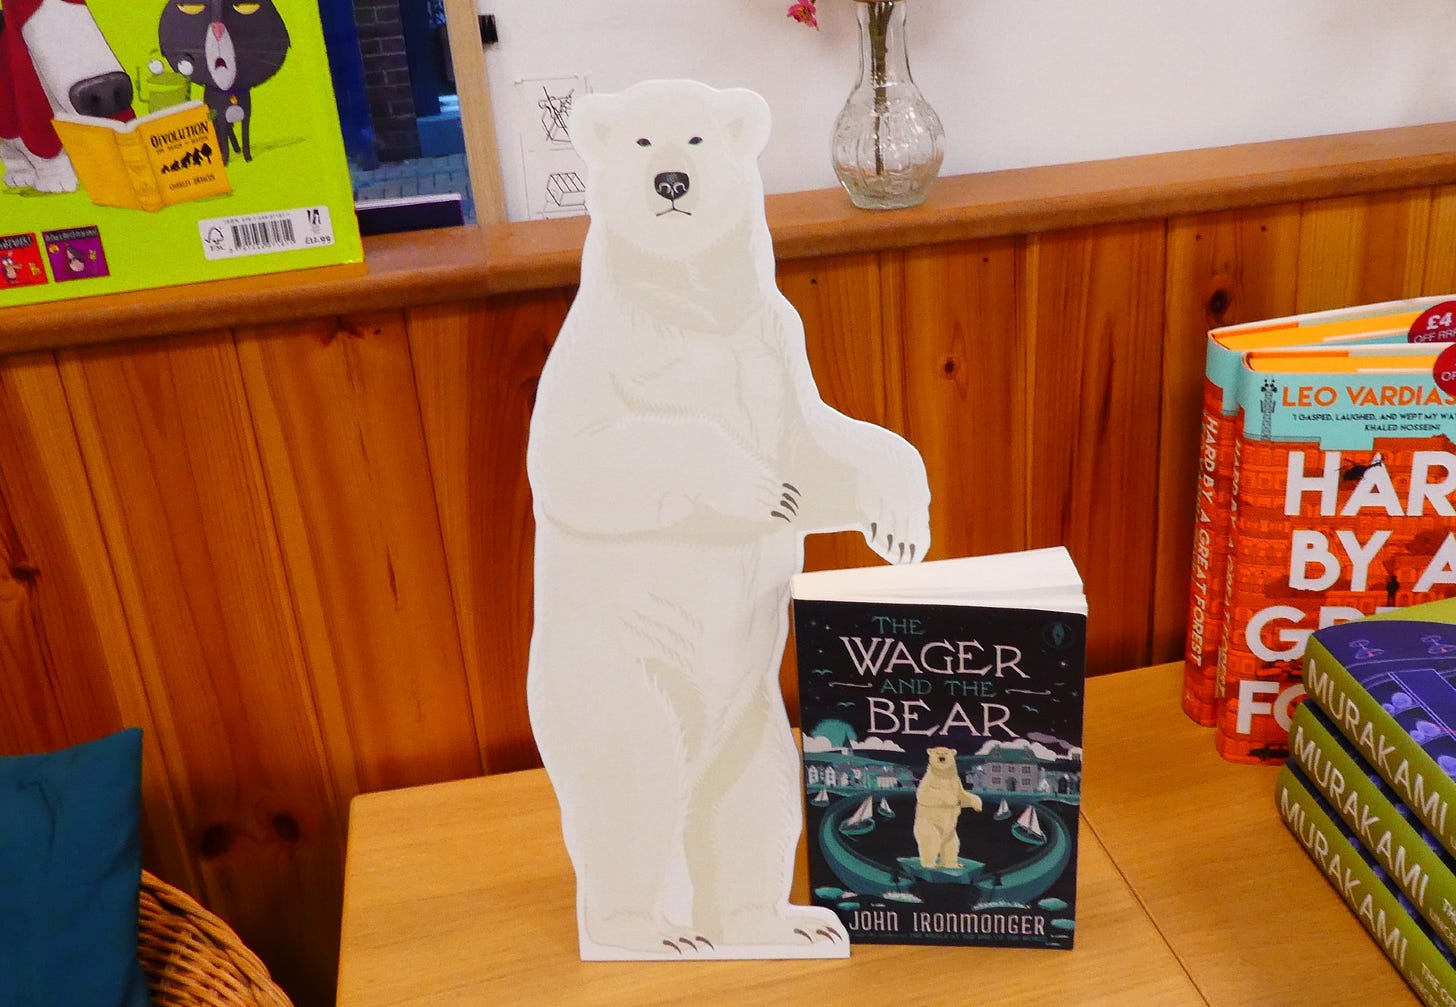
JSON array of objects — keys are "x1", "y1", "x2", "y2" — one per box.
[
  {"x1": 526, "y1": 79, "x2": 931, "y2": 961},
  {"x1": 0, "y1": 0, "x2": 135, "y2": 192}
]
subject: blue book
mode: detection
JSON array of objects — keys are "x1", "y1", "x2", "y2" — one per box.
[{"x1": 1305, "y1": 599, "x2": 1456, "y2": 860}]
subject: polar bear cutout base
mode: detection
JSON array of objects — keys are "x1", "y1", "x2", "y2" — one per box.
[{"x1": 526, "y1": 79, "x2": 932, "y2": 962}]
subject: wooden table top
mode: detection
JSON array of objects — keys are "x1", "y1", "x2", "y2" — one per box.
[
  {"x1": 1082, "y1": 663, "x2": 1417, "y2": 1007},
  {"x1": 336, "y1": 663, "x2": 1418, "y2": 1006}
]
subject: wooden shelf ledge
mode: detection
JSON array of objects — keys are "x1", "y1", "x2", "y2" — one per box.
[{"x1": 5, "y1": 120, "x2": 1456, "y2": 355}]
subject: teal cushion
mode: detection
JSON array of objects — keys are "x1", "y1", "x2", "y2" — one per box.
[{"x1": 0, "y1": 728, "x2": 152, "y2": 1007}]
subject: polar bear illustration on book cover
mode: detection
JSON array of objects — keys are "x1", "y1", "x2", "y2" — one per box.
[{"x1": 526, "y1": 79, "x2": 931, "y2": 961}]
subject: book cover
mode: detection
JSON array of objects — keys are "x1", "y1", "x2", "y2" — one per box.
[
  {"x1": 1, "y1": 0, "x2": 361, "y2": 308},
  {"x1": 1276, "y1": 763, "x2": 1456, "y2": 1007},
  {"x1": 1304, "y1": 599, "x2": 1456, "y2": 861},
  {"x1": 792, "y1": 547, "x2": 1086, "y2": 949},
  {"x1": 1183, "y1": 296, "x2": 1456, "y2": 727},
  {"x1": 1290, "y1": 699, "x2": 1456, "y2": 948},
  {"x1": 1214, "y1": 349, "x2": 1456, "y2": 763}
]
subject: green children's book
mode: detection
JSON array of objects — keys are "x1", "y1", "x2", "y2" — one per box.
[{"x1": 0, "y1": 0, "x2": 362, "y2": 307}]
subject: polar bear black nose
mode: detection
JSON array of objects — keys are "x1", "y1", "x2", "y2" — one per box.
[{"x1": 654, "y1": 171, "x2": 690, "y2": 201}]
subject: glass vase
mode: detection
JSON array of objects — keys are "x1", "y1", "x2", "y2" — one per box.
[{"x1": 831, "y1": 0, "x2": 945, "y2": 210}]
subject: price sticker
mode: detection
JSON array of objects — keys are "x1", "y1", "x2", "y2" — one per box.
[
  {"x1": 1435, "y1": 343, "x2": 1456, "y2": 397},
  {"x1": 1409, "y1": 300, "x2": 1456, "y2": 343}
]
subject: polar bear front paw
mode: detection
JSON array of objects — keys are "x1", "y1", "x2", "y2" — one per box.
[
  {"x1": 710, "y1": 469, "x2": 802, "y2": 526},
  {"x1": 769, "y1": 482, "x2": 801, "y2": 523},
  {"x1": 864, "y1": 518, "x2": 930, "y2": 565},
  {"x1": 852, "y1": 429, "x2": 931, "y2": 564}
]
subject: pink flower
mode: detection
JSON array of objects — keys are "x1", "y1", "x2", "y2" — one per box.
[{"x1": 787, "y1": 1, "x2": 819, "y2": 29}]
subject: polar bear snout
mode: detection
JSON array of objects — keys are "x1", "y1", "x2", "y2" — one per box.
[{"x1": 654, "y1": 171, "x2": 690, "y2": 202}]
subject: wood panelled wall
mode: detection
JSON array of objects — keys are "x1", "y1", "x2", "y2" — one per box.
[{"x1": 3, "y1": 183, "x2": 1456, "y2": 1005}]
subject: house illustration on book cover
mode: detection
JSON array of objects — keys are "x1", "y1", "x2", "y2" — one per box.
[{"x1": 1, "y1": 0, "x2": 360, "y2": 307}]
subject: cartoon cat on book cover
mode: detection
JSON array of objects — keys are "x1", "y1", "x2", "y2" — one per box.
[{"x1": 526, "y1": 79, "x2": 931, "y2": 961}]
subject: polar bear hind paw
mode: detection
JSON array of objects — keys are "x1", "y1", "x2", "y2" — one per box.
[
  {"x1": 721, "y1": 906, "x2": 844, "y2": 947},
  {"x1": 587, "y1": 912, "x2": 707, "y2": 955},
  {"x1": 661, "y1": 935, "x2": 716, "y2": 954},
  {"x1": 793, "y1": 926, "x2": 844, "y2": 944}
]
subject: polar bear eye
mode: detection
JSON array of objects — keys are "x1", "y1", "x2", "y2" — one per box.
[
  {"x1": 688, "y1": 136, "x2": 703, "y2": 145},
  {"x1": 635, "y1": 138, "x2": 651, "y2": 147}
]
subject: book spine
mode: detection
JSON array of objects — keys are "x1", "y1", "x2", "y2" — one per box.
[
  {"x1": 1183, "y1": 375, "x2": 1232, "y2": 726},
  {"x1": 117, "y1": 130, "x2": 164, "y2": 212},
  {"x1": 1304, "y1": 638, "x2": 1456, "y2": 862},
  {"x1": 1289, "y1": 701, "x2": 1456, "y2": 948},
  {"x1": 1276, "y1": 765, "x2": 1456, "y2": 1007},
  {"x1": 1213, "y1": 399, "x2": 1308, "y2": 765}
]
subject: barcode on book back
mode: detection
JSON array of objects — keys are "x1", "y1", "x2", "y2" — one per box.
[{"x1": 198, "y1": 207, "x2": 336, "y2": 260}]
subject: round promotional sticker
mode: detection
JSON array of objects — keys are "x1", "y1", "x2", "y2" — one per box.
[
  {"x1": 1435, "y1": 343, "x2": 1456, "y2": 397},
  {"x1": 1409, "y1": 301, "x2": 1456, "y2": 343}
]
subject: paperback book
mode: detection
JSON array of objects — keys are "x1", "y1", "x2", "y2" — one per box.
[
  {"x1": 1215, "y1": 348, "x2": 1456, "y2": 763},
  {"x1": 1276, "y1": 763, "x2": 1456, "y2": 1007},
  {"x1": 1183, "y1": 296, "x2": 1456, "y2": 726},
  {"x1": 1304, "y1": 599, "x2": 1456, "y2": 860},
  {"x1": 1289, "y1": 700, "x2": 1456, "y2": 948},
  {"x1": 1, "y1": 0, "x2": 362, "y2": 308},
  {"x1": 792, "y1": 547, "x2": 1086, "y2": 949}
]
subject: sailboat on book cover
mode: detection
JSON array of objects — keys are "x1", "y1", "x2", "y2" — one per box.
[
  {"x1": 840, "y1": 797, "x2": 875, "y2": 837},
  {"x1": 1013, "y1": 805, "x2": 1048, "y2": 846}
]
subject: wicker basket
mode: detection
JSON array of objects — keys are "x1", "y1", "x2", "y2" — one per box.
[{"x1": 137, "y1": 870, "x2": 295, "y2": 1007}]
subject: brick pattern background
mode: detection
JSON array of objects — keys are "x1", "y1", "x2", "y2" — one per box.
[{"x1": 352, "y1": 0, "x2": 420, "y2": 162}]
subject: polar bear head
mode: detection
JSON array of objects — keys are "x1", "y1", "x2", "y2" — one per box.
[
  {"x1": 926, "y1": 747, "x2": 958, "y2": 774},
  {"x1": 569, "y1": 80, "x2": 772, "y2": 261}
]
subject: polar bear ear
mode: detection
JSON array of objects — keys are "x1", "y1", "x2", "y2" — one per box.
[
  {"x1": 568, "y1": 93, "x2": 611, "y2": 162},
  {"x1": 715, "y1": 88, "x2": 771, "y2": 160}
]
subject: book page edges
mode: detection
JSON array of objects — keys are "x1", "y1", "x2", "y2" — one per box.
[{"x1": 791, "y1": 546, "x2": 1084, "y2": 610}]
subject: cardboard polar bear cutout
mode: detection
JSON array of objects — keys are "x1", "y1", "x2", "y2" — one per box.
[
  {"x1": 0, "y1": 0, "x2": 135, "y2": 192},
  {"x1": 526, "y1": 79, "x2": 932, "y2": 961}
]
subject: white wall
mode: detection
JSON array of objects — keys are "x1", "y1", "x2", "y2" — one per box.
[{"x1": 478, "y1": 0, "x2": 1456, "y2": 221}]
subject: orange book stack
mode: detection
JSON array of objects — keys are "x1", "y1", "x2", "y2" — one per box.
[{"x1": 1182, "y1": 296, "x2": 1456, "y2": 727}]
